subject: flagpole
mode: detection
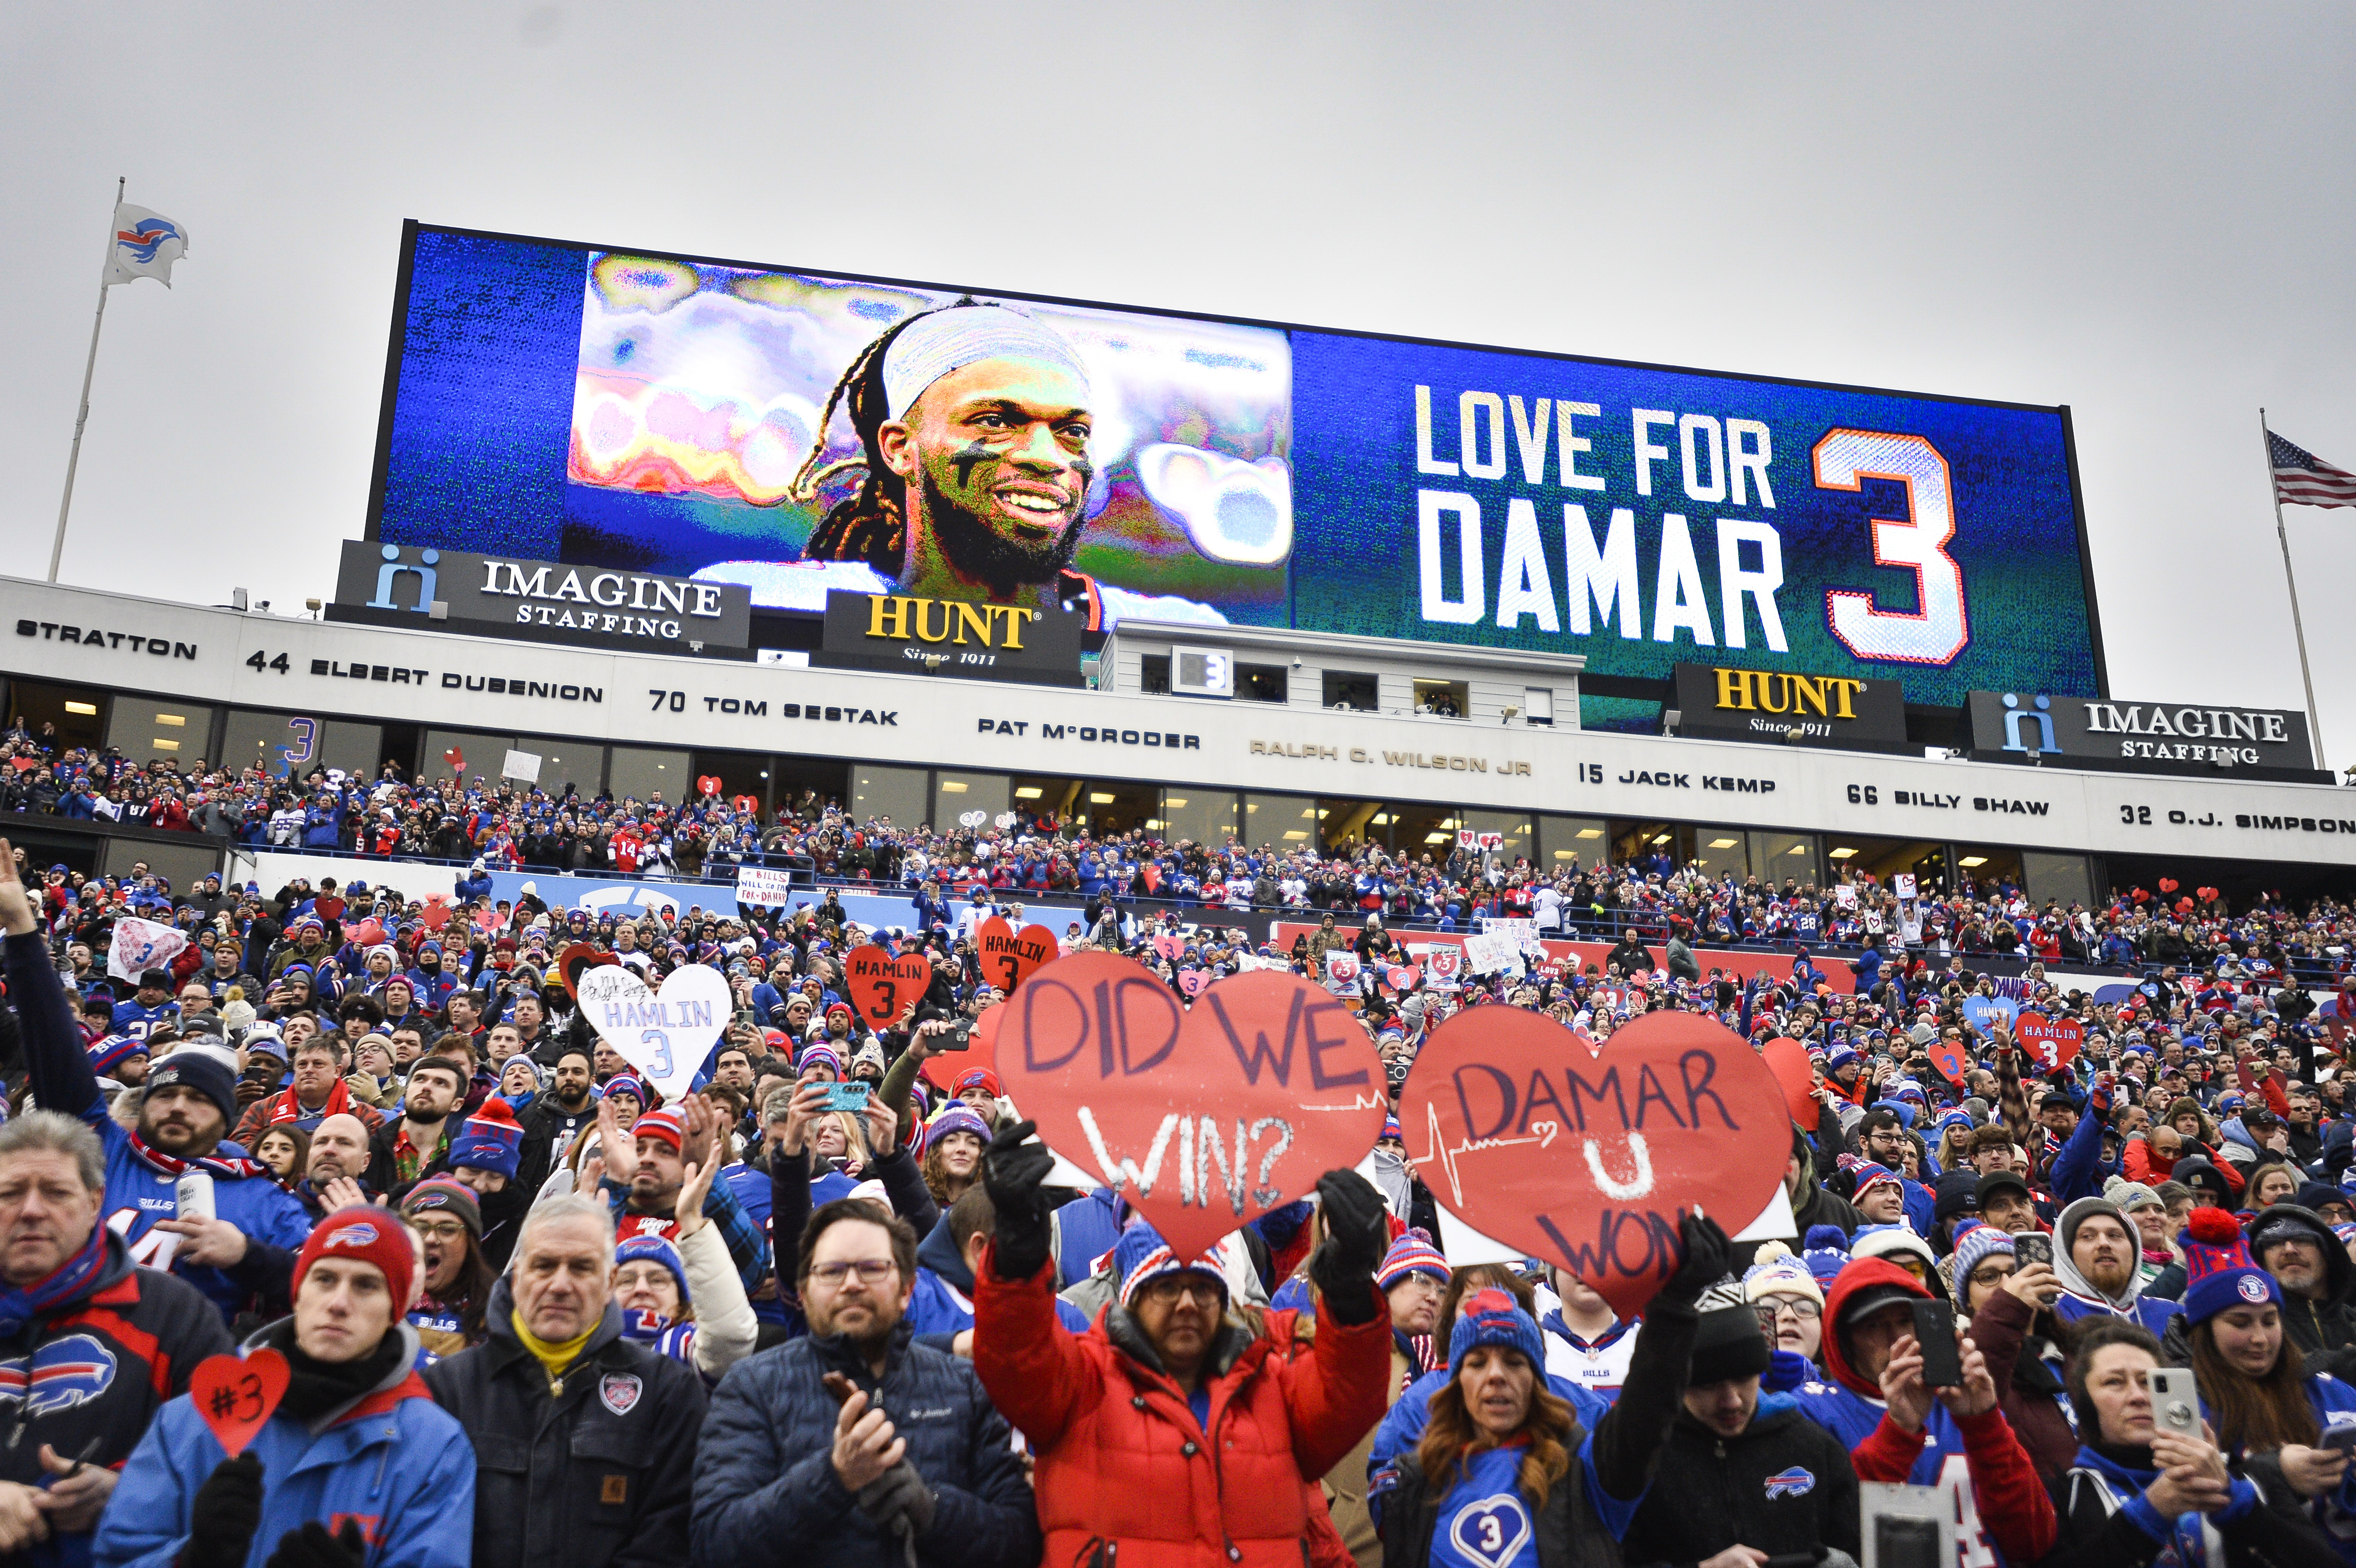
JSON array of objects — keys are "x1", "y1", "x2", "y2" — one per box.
[
  {"x1": 2261, "y1": 406, "x2": 2327, "y2": 769},
  {"x1": 49, "y1": 176, "x2": 124, "y2": 584}
]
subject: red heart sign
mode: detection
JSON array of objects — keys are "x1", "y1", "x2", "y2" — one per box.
[
  {"x1": 1759, "y1": 1037, "x2": 1818, "y2": 1128},
  {"x1": 732, "y1": 794, "x2": 759, "y2": 815},
  {"x1": 2015, "y1": 1012, "x2": 2083, "y2": 1072},
  {"x1": 443, "y1": 748, "x2": 464, "y2": 772},
  {"x1": 9, "y1": 757, "x2": 33, "y2": 773},
  {"x1": 1324, "y1": 953, "x2": 1360, "y2": 985},
  {"x1": 191, "y1": 1350, "x2": 290, "y2": 1458},
  {"x1": 1003, "y1": 952, "x2": 1385, "y2": 1262},
  {"x1": 314, "y1": 895, "x2": 346, "y2": 924},
  {"x1": 1178, "y1": 968, "x2": 1209, "y2": 997},
  {"x1": 418, "y1": 897, "x2": 453, "y2": 931},
  {"x1": 1927, "y1": 1038, "x2": 1971, "y2": 1083},
  {"x1": 2197, "y1": 887, "x2": 2220, "y2": 903},
  {"x1": 556, "y1": 941, "x2": 619, "y2": 1000},
  {"x1": 1385, "y1": 965, "x2": 1421, "y2": 992},
  {"x1": 2158, "y1": 878, "x2": 2179, "y2": 894},
  {"x1": 349, "y1": 917, "x2": 386, "y2": 948},
  {"x1": 696, "y1": 775, "x2": 723, "y2": 797},
  {"x1": 975, "y1": 916, "x2": 1057, "y2": 994},
  {"x1": 1400, "y1": 1007, "x2": 1786, "y2": 1319},
  {"x1": 1151, "y1": 933, "x2": 1184, "y2": 963},
  {"x1": 845, "y1": 948, "x2": 932, "y2": 1030},
  {"x1": 922, "y1": 1001, "x2": 1003, "y2": 1092}
]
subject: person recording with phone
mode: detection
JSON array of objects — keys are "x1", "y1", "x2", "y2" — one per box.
[
  {"x1": 2041, "y1": 1318, "x2": 2342, "y2": 1568},
  {"x1": 0, "y1": 839, "x2": 313, "y2": 1331},
  {"x1": 1952, "y1": 1224, "x2": 2082, "y2": 1490}
]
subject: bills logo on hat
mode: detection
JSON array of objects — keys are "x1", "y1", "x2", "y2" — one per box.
[
  {"x1": 2240, "y1": 1275, "x2": 2272, "y2": 1303},
  {"x1": 599, "y1": 1373, "x2": 642, "y2": 1415},
  {"x1": 1765, "y1": 1467, "x2": 1816, "y2": 1499},
  {"x1": 325, "y1": 1223, "x2": 381, "y2": 1249}
]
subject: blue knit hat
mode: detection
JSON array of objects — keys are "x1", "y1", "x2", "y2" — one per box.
[
  {"x1": 1950, "y1": 1220, "x2": 2015, "y2": 1286},
  {"x1": 1800, "y1": 1224, "x2": 1851, "y2": 1288},
  {"x1": 918, "y1": 1104, "x2": 992, "y2": 1162},
  {"x1": 1375, "y1": 1229, "x2": 1449, "y2": 1291},
  {"x1": 2180, "y1": 1207, "x2": 2280, "y2": 1324},
  {"x1": 88, "y1": 1034, "x2": 149, "y2": 1078},
  {"x1": 614, "y1": 1234, "x2": 692, "y2": 1308},
  {"x1": 1826, "y1": 1047, "x2": 1861, "y2": 1073},
  {"x1": 1112, "y1": 1221, "x2": 1228, "y2": 1308},
  {"x1": 1448, "y1": 1286, "x2": 1546, "y2": 1371},
  {"x1": 603, "y1": 1073, "x2": 647, "y2": 1108},
  {"x1": 447, "y1": 1098, "x2": 524, "y2": 1182}
]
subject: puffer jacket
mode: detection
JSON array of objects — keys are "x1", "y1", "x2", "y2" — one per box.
[
  {"x1": 690, "y1": 1319, "x2": 1038, "y2": 1568},
  {"x1": 1620, "y1": 1395, "x2": 1862, "y2": 1567},
  {"x1": 972, "y1": 1245, "x2": 1393, "y2": 1568}
]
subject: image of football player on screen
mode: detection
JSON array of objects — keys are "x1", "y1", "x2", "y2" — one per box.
[{"x1": 784, "y1": 302, "x2": 1140, "y2": 631}]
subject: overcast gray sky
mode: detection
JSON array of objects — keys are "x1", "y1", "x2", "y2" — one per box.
[{"x1": 7, "y1": 5, "x2": 2352, "y2": 759}]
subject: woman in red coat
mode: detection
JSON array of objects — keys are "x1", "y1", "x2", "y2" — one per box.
[{"x1": 973, "y1": 1120, "x2": 1395, "y2": 1568}]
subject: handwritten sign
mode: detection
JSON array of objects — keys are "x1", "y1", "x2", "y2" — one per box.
[
  {"x1": 192, "y1": 1350, "x2": 290, "y2": 1458},
  {"x1": 576, "y1": 964, "x2": 728, "y2": 1102},
  {"x1": 735, "y1": 866, "x2": 799, "y2": 908},
  {"x1": 1003, "y1": 952, "x2": 1386, "y2": 1260},
  {"x1": 1961, "y1": 995, "x2": 2020, "y2": 1037},
  {"x1": 845, "y1": 948, "x2": 931, "y2": 1030},
  {"x1": 2015, "y1": 1012, "x2": 2083, "y2": 1072},
  {"x1": 107, "y1": 916, "x2": 187, "y2": 983},
  {"x1": 555, "y1": 942, "x2": 617, "y2": 1000},
  {"x1": 975, "y1": 916, "x2": 1057, "y2": 993},
  {"x1": 1399, "y1": 1007, "x2": 1786, "y2": 1318}
]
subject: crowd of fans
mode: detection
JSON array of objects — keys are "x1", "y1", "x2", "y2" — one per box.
[{"x1": 16, "y1": 716, "x2": 2356, "y2": 1568}]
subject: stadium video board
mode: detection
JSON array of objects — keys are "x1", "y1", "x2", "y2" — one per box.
[{"x1": 368, "y1": 223, "x2": 2104, "y2": 705}]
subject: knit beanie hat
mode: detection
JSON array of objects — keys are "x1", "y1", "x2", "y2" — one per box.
[
  {"x1": 1375, "y1": 1229, "x2": 1449, "y2": 1292},
  {"x1": 400, "y1": 1177, "x2": 483, "y2": 1240},
  {"x1": 632, "y1": 1106, "x2": 686, "y2": 1153},
  {"x1": 614, "y1": 1234, "x2": 692, "y2": 1309},
  {"x1": 952, "y1": 1067, "x2": 1003, "y2": 1099},
  {"x1": 1448, "y1": 1286, "x2": 1547, "y2": 1372},
  {"x1": 924, "y1": 1104, "x2": 992, "y2": 1157},
  {"x1": 2180, "y1": 1208, "x2": 2281, "y2": 1324},
  {"x1": 603, "y1": 1073, "x2": 647, "y2": 1109},
  {"x1": 1742, "y1": 1244, "x2": 1825, "y2": 1310},
  {"x1": 1800, "y1": 1224, "x2": 1852, "y2": 1288},
  {"x1": 1852, "y1": 1224, "x2": 1936, "y2": 1277},
  {"x1": 88, "y1": 1035, "x2": 149, "y2": 1078},
  {"x1": 144, "y1": 1051, "x2": 238, "y2": 1127},
  {"x1": 1689, "y1": 1303, "x2": 1774, "y2": 1387},
  {"x1": 447, "y1": 1098, "x2": 525, "y2": 1181},
  {"x1": 1933, "y1": 1169, "x2": 1981, "y2": 1225},
  {"x1": 295, "y1": 1206, "x2": 416, "y2": 1309},
  {"x1": 1112, "y1": 1222, "x2": 1228, "y2": 1308},
  {"x1": 798, "y1": 1043, "x2": 842, "y2": 1079},
  {"x1": 1950, "y1": 1220, "x2": 2016, "y2": 1286}
]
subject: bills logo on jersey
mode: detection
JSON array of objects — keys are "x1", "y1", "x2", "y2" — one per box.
[
  {"x1": 1764, "y1": 1466, "x2": 1816, "y2": 1499},
  {"x1": 0, "y1": 1334, "x2": 119, "y2": 1416},
  {"x1": 599, "y1": 1373, "x2": 642, "y2": 1415}
]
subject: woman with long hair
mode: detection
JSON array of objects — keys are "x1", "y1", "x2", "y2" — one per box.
[
  {"x1": 918, "y1": 1104, "x2": 988, "y2": 1207},
  {"x1": 251, "y1": 1124, "x2": 309, "y2": 1190},
  {"x1": 2176, "y1": 1208, "x2": 2356, "y2": 1550},
  {"x1": 2042, "y1": 1317, "x2": 2341, "y2": 1568}
]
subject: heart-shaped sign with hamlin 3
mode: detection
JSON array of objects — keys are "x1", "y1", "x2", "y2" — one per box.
[
  {"x1": 845, "y1": 948, "x2": 932, "y2": 1031},
  {"x1": 1961, "y1": 995, "x2": 2019, "y2": 1037},
  {"x1": 1399, "y1": 1006, "x2": 1787, "y2": 1319},
  {"x1": 1759, "y1": 1037, "x2": 1819, "y2": 1128},
  {"x1": 975, "y1": 916, "x2": 1058, "y2": 994},
  {"x1": 192, "y1": 1349, "x2": 290, "y2": 1458},
  {"x1": 556, "y1": 941, "x2": 619, "y2": 1000},
  {"x1": 2015, "y1": 1012, "x2": 2083, "y2": 1072},
  {"x1": 1003, "y1": 951, "x2": 1387, "y2": 1262},
  {"x1": 922, "y1": 1002, "x2": 1003, "y2": 1092},
  {"x1": 576, "y1": 963, "x2": 730, "y2": 1103}
]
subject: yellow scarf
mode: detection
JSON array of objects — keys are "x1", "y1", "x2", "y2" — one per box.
[{"x1": 511, "y1": 1309, "x2": 597, "y2": 1394}]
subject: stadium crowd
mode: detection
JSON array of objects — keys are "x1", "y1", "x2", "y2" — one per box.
[{"x1": 8, "y1": 723, "x2": 2356, "y2": 1568}]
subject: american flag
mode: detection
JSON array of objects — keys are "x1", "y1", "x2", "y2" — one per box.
[{"x1": 2270, "y1": 430, "x2": 2356, "y2": 509}]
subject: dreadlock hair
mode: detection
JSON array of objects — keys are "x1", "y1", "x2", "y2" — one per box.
[{"x1": 790, "y1": 302, "x2": 980, "y2": 573}]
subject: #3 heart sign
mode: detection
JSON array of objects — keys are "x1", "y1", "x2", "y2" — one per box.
[
  {"x1": 1399, "y1": 1007, "x2": 1786, "y2": 1319},
  {"x1": 845, "y1": 948, "x2": 932, "y2": 1030},
  {"x1": 192, "y1": 1349, "x2": 290, "y2": 1458},
  {"x1": 2015, "y1": 1012, "x2": 2083, "y2": 1071},
  {"x1": 975, "y1": 916, "x2": 1057, "y2": 993},
  {"x1": 577, "y1": 964, "x2": 729, "y2": 1102},
  {"x1": 1177, "y1": 968, "x2": 1209, "y2": 997},
  {"x1": 1927, "y1": 1038, "x2": 1971, "y2": 1083},
  {"x1": 1151, "y1": 933, "x2": 1184, "y2": 963},
  {"x1": 1004, "y1": 951, "x2": 1387, "y2": 1262}
]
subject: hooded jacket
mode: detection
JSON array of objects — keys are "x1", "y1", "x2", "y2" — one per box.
[
  {"x1": 2051, "y1": 1198, "x2": 2183, "y2": 1335},
  {"x1": 2248, "y1": 1205, "x2": 2356, "y2": 1361},
  {"x1": 1789, "y1": 1258, "x2": 2057, "y2": 1565},
  {"x1": 1620, "y1": 1393, "x2": 1862, "y2": 1568},
  {"x1": 2042, "y1": 1441, "x2": 2341, "y2": 1568}
]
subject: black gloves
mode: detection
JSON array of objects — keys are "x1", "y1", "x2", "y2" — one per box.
[
  {"x1": 856, "y1": 1460, "x2": 938, "y2": 1539},
  {"x1": 182, "y1": 1454, "x2": 263, "y2": 1568},
  {"x1": 263, "y1": 1520, "x2": 367, "y2": 1568},
  {"x1": 1653, "y1": 1209, "x2": 1733, "y2": 1312},
  {"x1": 980, "y1": 1120, "x2": 1056, "y2": 1281},
  {"x1": 1307, "y1": 1168, "x2": 1390, "y2": 1325}
]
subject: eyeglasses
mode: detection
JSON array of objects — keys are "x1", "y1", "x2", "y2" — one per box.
[
  {"x1": 1138, "y1": 1276, "x2": 1223, "y2": 1307},
  {"x1": 1753, "y1": 1296, "x2": 1822, "y2": 1324},
  {"x1": 412, "y1": 1220, "x2": 470, "y2": 1243},
  {"x1": 1968, "y1": 1265, "x2": 2018, "y2": 1288},
  {"x1": 807, "y1": 1258, "x2": 898, "y2": 1287}
]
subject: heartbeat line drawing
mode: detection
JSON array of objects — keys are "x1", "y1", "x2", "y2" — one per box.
[
  {"x1": 1410, "y1": 1100, "x2": 1552, "y2": 1207},
  {"x1": 1409, "y1": 1102, "x2": 1657, "y2": 1206},
  {"x1": 1296, "y1": 1090, "x2": 1390, "y2": 1113}
]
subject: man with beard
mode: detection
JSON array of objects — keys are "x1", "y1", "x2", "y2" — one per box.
[
  {"x1": 519, "y1": 1043, "x2": 599, "y2": 1162},
  {"x1": 690, "y1": 1197, "x2": 1038, "y2": 1568},
  {"x1": 758, "y1": 303, "x2": 1213, "y2": 629},
  {"x1": 0, "y1": 840, "x2": 313, "y2": 1326},
  {"x1": 2249, "y1": 1204, "x2": 2356, "y2": 1363},
  {"x1": 2050, "y1": 1196, "x2": 2182, "y2": 1333},
  {"x1": 592, "y1": 1102, "x2": 769, "y2": 1299},
  {"x1": 402, "y1": 1177, "x2": 495, "y2": 1358},
  {"x1": 363, "y1": 1054, "x2": 468, "y2": 1198},
  {"x1": 425, "y1": 1198, "x2": 705, "y2": 1568}
]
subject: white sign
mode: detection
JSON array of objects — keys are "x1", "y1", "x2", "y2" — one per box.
[
  {"x1": 576, "y1": 962, "x2": 730, "y2": 1102},
  {"x1": 1893, "y1": 873, "x2": 1918, "y2": 899},
  {"x1": 735, "y1": 866, "x2": 798, "y2": 907},
  {"x1": 502, "y1": 749, "x2": 542, "y2": 783},
  {"x1": 108, "y1": 917, "x2": 188, "y2": 984},
  {"x1": 1460, "y1": 932, "x2": 1524, "y2": 976},
  {"x1": 958, "y1": 810, "x2": 986, "y2": 828}
]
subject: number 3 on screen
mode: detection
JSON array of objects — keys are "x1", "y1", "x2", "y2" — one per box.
[{"x1": 1817, "y1": 430, "x2": 1968, "y2": 665}]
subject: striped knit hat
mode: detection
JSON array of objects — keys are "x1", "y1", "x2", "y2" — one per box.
[
  {"x1": 1375, "y1": 1229, "x2": 1449, "y2": 1291},
  {"x1": 603, "y1": 1073, "x2": 647, "y2": 1108},
  {"x1": 2181, "y1": 1207, "x2": 2280, "y2": 1324},
  {"x1": 1112, "y1": 1222, "x2": 1229, "y2": 1308},
  {"x1": 1950, "y1": 1220, "x2": 2016, "y2": 1286}
]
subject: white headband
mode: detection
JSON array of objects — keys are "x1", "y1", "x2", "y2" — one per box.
[{"x1": 880, "y1": 305, "x2": 1090, "y2": 420}]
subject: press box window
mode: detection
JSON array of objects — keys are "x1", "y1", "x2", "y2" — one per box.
[
  {"x1": 1523, "y1": 687, "x2": 1554, "y2": 727},
  {"x1": 1413, "y1": 679, "x2": 1467, "y2": 719},
  {"x1": 1323, "y1": 671, "x2": 1376, "y2": 711},
  {"x1": 1237, "y1": 664, "x2": 1287, "y2": 704},
  {"x1": 1171, "y1": 647, "x2": 1234, "y2": 698},
  {"x1": 1139, "y1": 655, "x2": 1171, "y2": 696}
]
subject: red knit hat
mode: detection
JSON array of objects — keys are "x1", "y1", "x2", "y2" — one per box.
[
  {"x1": 295, "y1": 1205, "x2": 416, "y2": 1309},
  {"x1": 633, "y1": 1106, "x2": 686, "y2": 1153}
]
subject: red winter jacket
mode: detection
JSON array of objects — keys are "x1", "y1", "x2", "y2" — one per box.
[{"x1": 973, "y1": 1246, "x2": 1392, "y2": 1568}]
